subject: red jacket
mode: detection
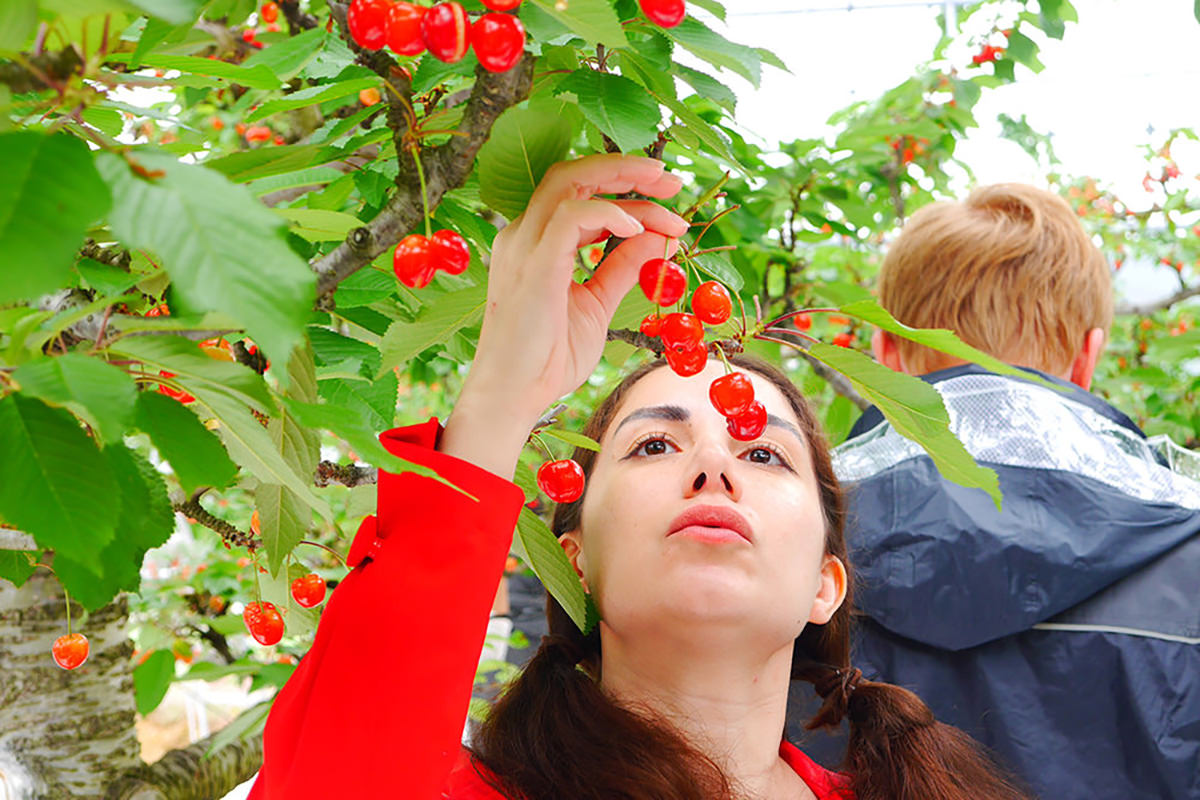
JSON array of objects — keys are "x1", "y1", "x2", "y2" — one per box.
[{"x1": 249, "y1": 421, "x2": 853, "y2": 800}]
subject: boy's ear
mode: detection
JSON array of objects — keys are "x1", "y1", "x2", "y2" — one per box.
[
  {"x1": 1069, "y1": 327, "x2": 1107, "y2": 390},
  {"x1": 872, "y1": 329, "x2": 908, "y2": 373}
]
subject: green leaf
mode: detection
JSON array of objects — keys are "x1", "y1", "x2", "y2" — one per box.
[
  {"x1": 275, "y1": 208, "x2": 362, "y2": 242},
  {"x1": 246, "y1": 77, "x2": 379, "y2": 122},
  {"x1": 242, "y1": 27, "x2": 325, "y2": 81},
  {"x1": 203, "y1": 144, "x2": 339, "y2": 183},
  {"x1": 692, "y1": 252, "x2": 744, "y2": 292},
  {"x1": 0, "y1": 550, "x2": 37, "y2": 588},
  {"x1": 0, "y1": 394, "x2": 118, "y2": 563},
  {"x1": 13, "y1": 354, "x2": 137, "y2": 445},
  {"x1": 135, "y1": 392, "x2": 238, "y2": 494},
  {"x1": 513, "y1": 461, "x2": 538, "y2": 503},
  {"x1": 672, "y1": 64, "x2": 737, "y2": 111},
  {"x1": 840, "y1": 299, "x2": 1063, "y2": 393},
  {"x1": 555, "y1": 71, "x2": 661, "y2": 153},
  {"x1": 807, "y1": 343, "x2": 1001, "y2": 509},
  {"x1": 318, "y1": 372, "x2": 397, "y2": 431},
  {"x1": 1196, "y1": 0, "x2": 1200, "y2": 24},
  {"x1": 110, "y1": 334, "x2": 274, "y2": 411},
  {"x1": 1004, "y1": 31, "x2": 1043, "y2": 72},
  {"x1": 1038, "y1": 0, "x2": 1068, "y2": 38},
  {"x1": 110, "y1": 52, "x2": 282, "y2": 88},
  {"x1": 540, "y1": 428, "x2": 601, "y2": 452},
  {"x1": 134, "y1": 650, "x2": 176, "y2": 715},
  {"x1": 477, "y1": 105, "x2": 574, "y2": 220},
  {"x1": 687, "y1": 0, "x2": 727, "y2": 20},
  {"x1": 248, "y1": 166, "x2": 345, "y2": 197},
  {"x1": 378, "y1": 285, "x2": 487, "y2": 374},
  {"x1": 96, "y1": 151, "x2": 315, "y2": 365},
  {"x1": 516, "y1": 507, "x2": 595, "y2": 633},
  {"x1": 658, "y1": 94, "x2": 744, "y2": 173},
  {"x1": 0, "y1": 0, "x2": 38, "y2": 52},
  {"x1": 75, "y1": 258, "x2": 142, "y2": 296},
  {"x1": 332, "y1": 268, "x2": 396, "y2": 308},
  {"x1": 204, "y1": 701, "x2": 271, "y2": 758},
  {"x1": 130, "y1": 17, "x2": 183, "y2": 67},
  {"x1": 665, "y1": 17, "x2": 762, "y2": 88},
  {"x1": 0, "y1": 133, "x2": 112, "y2": 303},
  {"x1": 527, "y1": 0, "x2": 628, "y2": 48},
  {"x1": 128, "y1": 0, "x2": 203, "y2": 24},
  {"x1": 309, "y1": 326, "x2": 382, "y2": 376}
]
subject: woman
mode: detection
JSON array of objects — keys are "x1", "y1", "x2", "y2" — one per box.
[{"x1": 249, "y1": 155, "x2": 1027, "y2": 800}]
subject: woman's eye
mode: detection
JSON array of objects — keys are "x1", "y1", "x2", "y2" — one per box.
[
  {"x1": 633, "y1": 437, "x2": 674, "y2": 457},
  {"x1": 745, "y1": 446, "x2": 786, "y2": 467}
]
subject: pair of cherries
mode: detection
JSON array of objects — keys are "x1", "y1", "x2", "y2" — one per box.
[
  {"x1": 241, "y1": 574, "x2": 327, "y2": 646},
  {"x1": 347, "y1": 0, "x2": 526, "y2": 73},
  {"x1": 392, "y1": 229, "x2": 470, "y2": 289}
]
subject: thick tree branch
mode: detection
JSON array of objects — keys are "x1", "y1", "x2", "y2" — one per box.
[
  {"x1": 0, "y1": 47, "x2": 82, "y2": 92},
  {"x1": 0, "y1": 529, "x2": 37, "y2": 551},
  {"x1": 1115, "y1": 283, "x2": 1200, "y2": 316},
  {"x1": 607, "y1": 327, "x2": 665, "y2": 355},
  {"x1": 314, "y1": 460, "x2": 377, "y2": 487},
  {"x1": 279, "y1": 0, "x2": 319, "y2": 33},
  {"x1": 174, "y1": 499, "x2": 259, "y2": 551}
]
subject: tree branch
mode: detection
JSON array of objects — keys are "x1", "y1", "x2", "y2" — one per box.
[
  {"x1": 314, "y1": 460, "x2": 377, "y2": 487},
  {"x1": 279, "y1": 0, "x2": 319, "y2": 33},
  {"x1": 0, "y1": 528, "x2": 37, "y2": 551},
  {"x1": 1115, "y1": 283, "x2": 1200, "y2": 316},
  {"x1": 0, "y1": 47, "x2": 82, "y2": 92},
  {"x1": 607, "y1": 327, "x2": 664, "y2": 355},
  {"x1": 174, "y1": 499, "x2": 259, "y2": 551}
]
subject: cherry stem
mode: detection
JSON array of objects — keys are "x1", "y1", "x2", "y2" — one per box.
[
  {"x1": 714, "y1": 339, "x2": 733, "y2": 375},
  {"x1": 690, "y1": 205, "x2": 740, "y2": 250},
  {"x1": 734, "y1": 288, "x2": 749, "y2": 338},
  {"x1": 762, "y1": 325, "x2": 821, "y2": 345},
  {"x1": 531, "y1": 433, "x2": 556, "y2": 462},
  {"x1": 64, "y1": 587, "x2": 73, "y2": 635},
  {"x1": 298, "y1": 540, "x2": 348, "y2": 568},
  {"x1": 688, "y1": 245, "x2": 737, "y2": 258},
  {"x1": 681, "y1": 171, "x2": 731, "y2": 222},
  {"x1": 763, "y1": 308, "x2": 842, "y2": 330},
  {"x1": 409, "y1": 143, "x2": 432, "y2": 239}
]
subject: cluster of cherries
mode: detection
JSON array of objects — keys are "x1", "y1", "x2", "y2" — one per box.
[
  {"x1": 242, "y1": 576, "x2": 328, "y2": 646},
  {"x1": 347, "y1": 0, "x2": 527, "y2": 73},
  {"x1": 393, "y1": 228, "x2": 471, "y2": 288}
]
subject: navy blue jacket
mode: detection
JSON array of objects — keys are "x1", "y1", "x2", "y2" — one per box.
[{"x1": 819, "y1": 365, "x2": 1200, "y2": 799}]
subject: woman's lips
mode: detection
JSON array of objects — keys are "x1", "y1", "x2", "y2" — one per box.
[{"x1": 667, "y1": 504, "x2": 754, "y2": 544}]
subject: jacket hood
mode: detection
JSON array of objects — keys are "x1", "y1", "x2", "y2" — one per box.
[{"x1": 834, "y1": 365, "x2": 1200, "y2": 651}]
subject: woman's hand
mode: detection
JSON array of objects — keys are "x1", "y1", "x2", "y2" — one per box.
[{"x1": 441, "y1": 154, "x2": 688, "y2": 477}]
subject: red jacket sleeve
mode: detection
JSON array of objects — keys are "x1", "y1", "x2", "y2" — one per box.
[{"x1": 248, "y1": 419, "x2": 525, "y2": 800}]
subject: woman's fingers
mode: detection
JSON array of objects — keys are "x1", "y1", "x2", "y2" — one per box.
[
  {"x1": 579, "y1": 231, "x2": 682, "y2": 321},
  {"x1": 537, "y1": 199, "x2": 646, "y2": 280},
  {"x1": 607, "y1": 200, "x2": 690, "y2": 238},
  {"x1": 521, "y1": 154, "x2": 682, "y2": 236}
]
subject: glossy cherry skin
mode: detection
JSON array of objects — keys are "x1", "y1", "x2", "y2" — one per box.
[
  {"x1": 421, "y1": 2, "x2": 470, "y2": 63},
  {"x1": 157, "y1": 371, "x2": 195, "y2": 404},
  {"x1": 52, "y1": 633, "x2": 89, "y2": 670},
  {"x1": 664, "y1": 343, "x2": 708, "y2": 376},
  {"x1": 393, "y1": 234, "x2": 436, "y2": 289},
  {"x1": 640, "y1": 0, "x2": 686, "y2": 28},
  {"x1": 537, "y1": 459, "x2": 585, "y2": 503},
  {"x1": 709, "y1": 372, "x2": 754, "y2": 418},
  {"x1": 640, "y1": 313, "x2": 662, "y2": 338},
  {"x1": 430, "y1": 229, "x2": 470, "y2": 275},
  {"x1": 386, "y1": 2, "x2": 426, "y2": 55},
  {"x1": 481, "y1": 0, "x2": 522, "y2": 8},
  {"x1": 726, "y1": 401, "x2": 767, "y2": 441},
  {"x1": 472, "y1": 13, "x2": 526, "y2": 73},
  {"x1": 290, "y1": 574, "x2": 327, "y2": 608},
  {"x1": 659, "y1": 312, "x2": 704, "y2": 353},
  {"x1": 243, "y1": 601, "x2": 285, "y2": 646},
  {"x1": 793, "y1": 313, "x2": 812, "y2": 331},
  {"x1": 691, "y1": 280, "x2": 732, "y2": 325},
  {"x1": 639, "y1": 258, "x2": 687, "y2": 306},
  {"x1": 347, "y1": 0, "x2": 390, "y2": 50},
  {"x1": 260, "y1": 2, "x2": 279, "y2": 23},
  {"x1": 832, "y1": 332, "x2": 854, "y2": 348}
]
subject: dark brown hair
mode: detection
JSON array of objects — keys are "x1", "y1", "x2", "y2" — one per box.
[{"x1": 472, "y1": 354, "x2": 1028, "y2": 800}]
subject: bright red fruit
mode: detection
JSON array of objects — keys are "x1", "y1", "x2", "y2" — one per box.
[
  {"x1": 660, "y1": 312, "x2": 704, "y2": 353},
  {"x1": 640, "y1": 0, "x2": 686, "y2": 27},
  {"x1": 52, "y1": 633, "x2": 89, "y2": 670},
  {"x1": 260, "y1": 1, "x2": 279, "y2": 23},
  {"x1": 709, "y1": 372, "x2": 754, "y2": 418},
  {"x1": 639, "y1": 258, "x2": 687, "y2": 306},
  {"x1": 727, "y1": 401, "x2": 767, "y2": 441},
  {"x1": 290, "y1": 574, "x2": 327, "y2": 608},
  {"x1": 243, "y1": 601, "x2": 285, "y2": 646},
  {"x1": 793, "y1": 313, "x2": 812, "y2": 331},
  {"x1": 430, "y1": 229, "x2": 470, "y2": 275},
  {"x1": 832, "y1": 332, "x2": 854, "y2": 348},
  {"x1": 347, "y1": 0, "x2": 390, "y2": 50},
  {"x1": 537, "y1": 459, "x2": 585, "y2": 503},
  {"x1": 664, "y1": 343, "x2": 708, "y2": 376},
  {"x1": 692, "y1": 281, "x2": 732, "y2": 325},
  {"x1": 244, "y1": 125, "x2": 272, "y2": 143},
  {"x1": 640, "y1": 313, "x2": 662, "y2": 338},
  {"x1": 393, "y1": 234, "x2": 436, "y2": 289},
  {"x1": 157, "y1": 371, "x2": 195, "y2": 404},
  {"x1": 472, "y1": 13, "x2": 526, "y2": 73},
  {"x1": 482, "y1": 0, "x2": 522, "y2": 8},
  {"x1": 387, "y1": 2, "x2": 427, "y2": 55},
  {"x1": 422, "y1": 2, "x2": 470, "y2": 63}
]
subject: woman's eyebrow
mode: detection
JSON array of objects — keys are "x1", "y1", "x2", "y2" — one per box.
[
  {"x1": 766, "y1": 414, "x2": 806, "y2": 445},
  {"x1": 612, "y1": 405, "x2": 689, "y2": 438}
]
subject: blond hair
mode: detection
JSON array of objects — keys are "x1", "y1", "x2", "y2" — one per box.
[{"x1": 877, "y1": 184, "x2": 1113, "y2": 375}]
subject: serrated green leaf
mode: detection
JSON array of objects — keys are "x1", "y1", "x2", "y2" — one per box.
[
  {"x1": 556, "y1": 71, "x2": 661, "y2": 153},
  {"x1": 1004, "y1": 31, "x2": 1043, "y2": 72},
  {"x1": 378, "y1": 285, "x2": 487, "y2": 374},
  {"x1": 672, "y1": 63, "x2": 736, "y2": 111},
  {"x1": 203, "y1": 144, "x2": 339, "y2": 183},
  {"x1": 0, "y1": 394, "x2": 118, "y2": 563},
  {"x1": 246, "y1": 77, "x2": 378, "y2": 122},
  {"x1": 110, "y1": 335, "x2": 274, "y2": 411},
  {"x1": 275, "y1": 208, "x2": 362, "y2": 242},
  {"x1": 687, "y1": 0, "x2": 726, "y2": 19},
  {"x1": 516, "y1": 507, "x2": 594, "y2": 633},
  {"x1": 135, "y1": 392, "x2": 239, "y2": 493},
  {"x1": 0, "y1": 133, "x2": 112, "y2": 303},
  {"x1": 242, "y1": 27, "x2": 325, "y2": 81},
  {"x1": 528, "y1": 0, "x2": 627, "y2": 48},
  {"x1": 317, "y1": 372, "x2": 396, "y2": 431},
  {"x1": 110, "y1": 52, "x2": 282, "y2": 88},
  {"x1": 332, "y1": 268, "x2": 396, "y2": 308},
  {"x1": 513, "y1": 461, "x2": 538, "y2": 503},
  {"x1": 75, "y1": 258, "x2": 142, "y2": 296},
  {"x1": 96, "y1": 152, "x2": 315, "y2": 366},
  {"x1": 13, "y1": 354, "x2": 137, "y2": 445},
  {"x1": 134, "y1": 650, "x2": 176, "y2": 715},
  {"x1": 665, "y1": 17, "x2": 761, "y2": 87},
  {"x1": 658, "y1": 94, "x2": 745, "y2": 173},
  {"x1": 0, "y1": 550, "x2": 37, "y2": 588},
  {"x1": 248, "y1": 166, "x2": 345, "y2": 197},
  {"x1": 477, "y1": 105, "x2": 574, "y2": 220},
  {"x1": 692, "y1": 252, "x2": 744, "y2": 292},
  {"x1": 540, "y1": 428, "x2": 601, "y2": 452}
]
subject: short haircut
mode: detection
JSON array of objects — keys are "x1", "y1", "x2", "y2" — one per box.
[{"x1": 877, "y1": 183, "x2": 1113, "y2": 375}]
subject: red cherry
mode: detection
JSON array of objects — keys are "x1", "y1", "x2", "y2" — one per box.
[
  {"x1": 145, "y1": 303, "x2": 169, "y2": 317},
  {"x1": 245, "y1": 125, "x2": 272, "y2": 143},
  {"x1": 660, "y1": 312, "x2": 704, "y2": 353},
  {"x1": 639, "y1": 258, "x2": 687, "y2": 306},
  {"x1": 664, "y1": 343, "x2": 708, "y2": 376},
  {"x1": 430, "y1": 229, "x2": 470, "y2": 275},
  {"x1": 421, "y1": 2, "x2": 470, "y2": 63},
  {"x1": 472, "y1": 13, "x2": 526, "y2": 73},
  {"x1": 290, "y1": 573, "x2": 327, "y2": 608},
  {"x1": 640, "y1": 0, "x2": 686, "y2": 27},
  {"x1": 386, "y1": 2, "x2": 427, "y2": 55},
  {"x1": 537, "y1": 459, "x2": 585, "y2": 503},
  {"x1": 640, "y1": 313, "x2": 662, "y2": 338},
  {"x1": 52, "y1": 633, "x2": 89, "y2": 670},
  {"x1": 793, "y1": 313, "x2": 812, "y2": 331},
  {"x1": 260, "y1": 2, "x2": 279, "y2": 23},
  {"x1": 709, "y1": 372, "x2": 754, "y2": 418},
  {"x1": 481, "y1": 0, "x2": 522, "y2": 8},
  {"x1": 832, "y1": 332, "x2": 854, "y2": 348},
  {"x1": 727, "y1": 401, "x2": 767, "y2": 441},
  {"x1": 347, "y1": 0, "x2": 390, "y2": 50},
  {"x1": 242, "y1": 27, "x2": 256, "y2": 42},
  {"x1": 691, "y1": 281, "x2": 732, "y2": 325},
  {"x1": 157, "y1": 371, "x2": 196, "y2": 404},
  {"x1": 243, "y1": 601, "x2": 285, "y2": 646},
  {"x1": 393, "y1": 234, "x2": 436, "y2": 289}
]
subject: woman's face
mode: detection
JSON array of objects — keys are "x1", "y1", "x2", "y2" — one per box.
[{"x1": 563, "y1": 359, "x2": 846, "y2": 652}]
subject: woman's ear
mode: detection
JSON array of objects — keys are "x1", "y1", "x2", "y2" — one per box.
[
  {"x1": 558, "y1": 531, "x2": 590, "y2": 592},
  {"x1": 808, "y1": 554, "x2": 848, "y2": 625}
]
